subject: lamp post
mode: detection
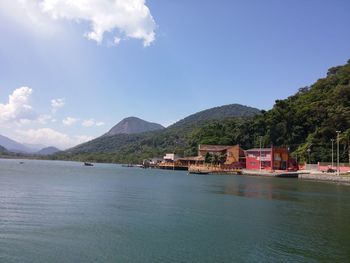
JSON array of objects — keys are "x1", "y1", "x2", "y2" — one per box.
[
  {"x1": 331, "y1": 139, "x2": 334, "y2": 169},
  {"x1": 307, "y1": 148, "x2": 311, "y2": 165},
  {"x1": 336, "y1": 131, "x2": 341, "y2": 176}
]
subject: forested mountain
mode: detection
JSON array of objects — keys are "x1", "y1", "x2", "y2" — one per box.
[
  {"x1": 169, "y1": 104, "x2": 260, "y2": 129},
  {"x1": 54, "y1": 104, "x2": 261, "y2": 163},
  {"x1": 53, "y1": 60, "x2": 350, "y2": 164},
  {"x1": 105, "y1": 117, "x2": 164, "y2": 136}
]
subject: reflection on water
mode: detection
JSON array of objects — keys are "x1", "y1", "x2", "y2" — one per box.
[{"x1": 210, "y1": 176, "x2": 303, "y2": 201}]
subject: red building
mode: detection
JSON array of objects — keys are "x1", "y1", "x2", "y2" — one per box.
[{"x1": 246, "y1": 147, "x2": 298, "y2": 171}]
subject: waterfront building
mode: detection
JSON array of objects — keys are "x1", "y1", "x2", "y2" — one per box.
[
  {"x1": 245, "y1": 147, "x2": 297, "y2": 171},
  {"x1": 198, "y1": 144, "x2": 246, "y2": 167}
]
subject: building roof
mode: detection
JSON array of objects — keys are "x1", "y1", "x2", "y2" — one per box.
[
  {"x1": 178, "y1": 156, "x2": 204, "y2": 161},
  {"x1": 246, "y1": 148, "x2": 272, "y2": 152},
  {"x1": 199, "y1": 145, "x2": 234, "y2": 152}
]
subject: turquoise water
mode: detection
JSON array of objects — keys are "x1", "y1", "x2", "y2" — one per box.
[{"x1": 0, "y1": 159, "x2": 349, "y2": 262}]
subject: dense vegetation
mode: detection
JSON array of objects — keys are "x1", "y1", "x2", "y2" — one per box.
[{"x1": 52, "y1": 60, "x2": 350, "y2": 164}]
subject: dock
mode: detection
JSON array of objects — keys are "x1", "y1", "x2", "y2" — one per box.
[
  {"x1": 188, "y1": 165, "x2": 242, "y2": 175},
  {"x1": 158, "y1": 163, "x2": 188, "y2": 170},
  {"x1": 241, "y1": 169, "x2": 304, "y2": 178}
]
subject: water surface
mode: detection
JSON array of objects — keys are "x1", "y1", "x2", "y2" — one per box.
[{"x1": 0, "y1": 159, "x2": 349, "y2": 262}]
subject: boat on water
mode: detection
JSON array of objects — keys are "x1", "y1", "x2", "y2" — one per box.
[
  {"x1": 188, "y1": 170, "x2": 209, "y2": 175},
  {"x1": 83, "y1": 162, "x2": 94, "y2": 166}
]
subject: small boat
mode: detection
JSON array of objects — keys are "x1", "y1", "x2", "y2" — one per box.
[
  {"x1": 84, "y1": 162, "x2": 94, "y2": 166},
  {"x1": 19, "y1": 161, "x2": 24, "y2": 165},
  {"x1": 188, "y1": 169, "x2": 209, "y2": 175}
]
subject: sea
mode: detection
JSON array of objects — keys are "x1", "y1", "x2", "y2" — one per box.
[{"x1": 0, "y1": 159, "x2": 349, "y2": 262}]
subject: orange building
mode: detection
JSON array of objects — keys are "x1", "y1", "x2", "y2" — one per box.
[{"x1": 198, "y1": 144, "x2": 246, "y2": 167}]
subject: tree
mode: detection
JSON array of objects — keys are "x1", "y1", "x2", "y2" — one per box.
[
  {"x1": 205, "y1": 152, "x2": 212, "y2": 164},
  {"x1": 340, "y1": 128, "x2": 350, "y2": 165}
]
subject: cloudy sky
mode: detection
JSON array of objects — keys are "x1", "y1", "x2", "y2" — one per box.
[{"x1": 0, "y1": 0, "x2": 349, "y2": 149}]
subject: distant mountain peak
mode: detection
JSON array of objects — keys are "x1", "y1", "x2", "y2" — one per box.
[
  {"x1": 36, "y1": 146, "x2": 61, "y2": 155},
  {"x1": 0, "y1": 134, "x2": 33, "y2": 153},
  {"x1": 105, "y1": 117, "x2": 164, "y2": 136}
]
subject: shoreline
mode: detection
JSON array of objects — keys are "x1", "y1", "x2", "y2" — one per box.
[{"x1": 299, "y1": 173, "x2": 350, "y2": 184}]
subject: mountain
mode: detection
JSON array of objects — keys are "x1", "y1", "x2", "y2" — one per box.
[
  {"x1": 105, "y1": 117, "x2": 164, "y2": 136},
  {"x1": 0, "y1": 134, "x2": 33, "y2": 153},
  {"x1": 37, "y1": 146, "x2": 61, "y2": 155},
  {"x1": 53, "y1": 104, "x2": 261, "y2": 163},
  {"x1": 169, "y1": 104, "x2": 260, "y2": 129},
  {"x1": 0, "y1": 145, "x2": 9, "y2": 154},
  {"x1": 23, "y1": 143, "x2": 47, "y2": 152}
]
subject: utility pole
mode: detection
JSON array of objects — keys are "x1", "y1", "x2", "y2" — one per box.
[
  {"x1": 331, "y1": 138, "x2": 334, "y2": 169},
  {"x1": 336, "y1": 131, "x2": 341, "y2": 176},
  {"x1": 259, "y1": 136, "x2": 262, "y2": 173}
]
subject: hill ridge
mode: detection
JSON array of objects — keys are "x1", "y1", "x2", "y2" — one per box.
[{"x1": 106, "y1": 116, "x2": 164, "y2": 136}]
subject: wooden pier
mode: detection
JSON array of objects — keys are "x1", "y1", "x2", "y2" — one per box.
[{"x1": 188, "y1": 164, "x2": 242, "y2": 175}]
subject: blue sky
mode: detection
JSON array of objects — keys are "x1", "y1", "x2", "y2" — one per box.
[{"x1": 0, "y1": 0, "x2": 349, "y2": 149}]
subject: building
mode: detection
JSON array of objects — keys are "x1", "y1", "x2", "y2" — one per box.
[
  {"x1": 198, "y1": 144, "x2": 246, "y2": 168},
  {"x1": 177, "y1": 156, "x2": 204, "y2": 167},
  {"x1": 163, "y1": 153, "x2": 178, "y2": 162},
  {"x1": 245, "y1": 147, "x2": 297, "y2": 171}
]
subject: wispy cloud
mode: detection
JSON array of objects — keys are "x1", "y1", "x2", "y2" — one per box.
[
  {"x1": 82, "y1": 119, "x2": 105, "y2": 127},
  {"x1": 51, "y1": 98, "x2": 65, "y2": 113},
  {"x1": 62, "y1": 116, "x2": 77, "y2": 126},
  {"x1": 14, "y1": 128, "x2": 94, "y2": 149},
  {"x1": 37, "y1": 114, "x2": 53, "y2": 124},
  {"x1": 1, "y1": 0, "x2": 156, "y2": 46}
]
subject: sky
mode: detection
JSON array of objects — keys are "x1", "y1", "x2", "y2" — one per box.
[{"x1": 0, "y1": 0, "x2": 349, "y2": 149}]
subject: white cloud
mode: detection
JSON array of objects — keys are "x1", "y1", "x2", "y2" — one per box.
[
  {"x1": 82, "y1": 119, "x2": 95, "y2": 127},
  {"x1": 37, "y1": 114, "x2": 52, "y2": 124},
  {"x1": 0, "y1": 87, "x2": 35, "y2": 124},
  {"x1": 63, "y1": 116, "x2": 77, "y2": 126},
  {"x1": 82, "y1": 119, "x2": 105, "y2": 127},
  {"x1": 2, "y1": 0, "x2": 156, "y2": 46},
  {"x1": 51, "y1": 98, "x2": 65, "y2": 113},
  {"x1": 14, "y1": 128, "x2": 95, "y2": 149},
  {"x1": 0, "y1": 0, "x2": 59, "y2": 35},
  {"x1": 96, "y1": 121, "x2": 105, "y2": 127}
]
